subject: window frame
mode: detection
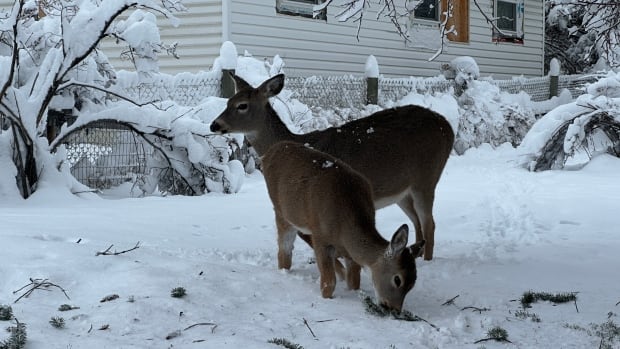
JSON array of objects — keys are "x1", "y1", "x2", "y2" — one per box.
[
  {"x1": 276, "y1": 0, "x2": 326, "y2": 21},
  {"x1": 492, "y1": 0, "x2": 524, "y2": 44}
]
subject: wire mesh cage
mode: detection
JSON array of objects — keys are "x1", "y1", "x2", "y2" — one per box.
[{"x1": 63, "y1": 121, "x2": 150, "y2": 190}]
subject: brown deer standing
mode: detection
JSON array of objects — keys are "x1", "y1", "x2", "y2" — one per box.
[
  {"x1": 262, "y1": 141, "x2": 425, "y2": 311},
  {"x1": 210, "y1": 74, "x2": 454, "y2": 260}
]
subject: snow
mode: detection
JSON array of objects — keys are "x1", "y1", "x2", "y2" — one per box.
[
  {"x1": 449, "y1": 56, "x2": 480, "y2": 86},
  {"x1": 2, "y1": 145, "x2": 619, "y2": 348},
  {"x1": 364, "y1": 55, "x2": 379, "y2": 78},
  {"x1": 219, "y1": 41, "x2": 238, "y2": 70},
  {"x1": 549, "y1": 58, "x2": 561, "y2": 76}
]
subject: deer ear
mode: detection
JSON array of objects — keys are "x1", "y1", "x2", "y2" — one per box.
[
  {"x1": 409, "y1": 240, "x2": 426, "y2": 259},
  {"x1": 232, "y1": 73, "x2": 252, "y2": 92},
  {"x1": 388, "y1": 224, "x2": 409, "y2": 257},
  {"x1": 257, "y1": 74, "x2": 285, "y2": 98}
]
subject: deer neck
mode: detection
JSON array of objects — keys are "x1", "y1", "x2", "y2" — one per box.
[
  {"x1": 342, "y1": 224, "x2": 388, "y2": 267},
  {"x1": 248, "y1": 105, "x2": 299, "y2": 155}
]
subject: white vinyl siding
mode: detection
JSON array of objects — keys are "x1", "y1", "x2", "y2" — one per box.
[
  {"x1": 228, "y1": 0, "x2": 543, "y2": 78},
  {"x1": 0, "y1": 0, "x2": 543, "y2": 78},
  {"x1": 100, "y1": 0, "x2": 223, "y2": 74}
]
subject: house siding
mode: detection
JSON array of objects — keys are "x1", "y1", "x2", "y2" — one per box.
[
  {"x1": 99, "y1": 0, "x2": 223, "y2": 74},
  {"x1": 0, "y1": 0, "x2": 543, "y2": 79},
  {"x1": 228, "y1": 0, "x2": 544, "y2": 78}
]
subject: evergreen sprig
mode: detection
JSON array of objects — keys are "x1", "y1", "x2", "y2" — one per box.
[
  {"x1": 171, "y1": 287, "x2": 187, "y2": 298},
  {"x1": 0, "y1": 321, "x2": 27, "y2": 349},
  {"x1": 592, "y1": 319, "x2": 620, "y2": 349},
  {"x1": 58, "y1": 304, "x2": 79, "y2": 312},
  {"x1": 0, "y1": 306, "x2": 12, "y2": 321},
  {"x1": 49, "y1": 317, "x2": 65, "y2": 329},
  {"x1": 474, "y1": 326, "x2": 512, "y2": 344},
  {"x1": 267, "y1": 337, "x2": 304, "y2": 349},
  {"x1": 360, "y1": 294, "x2": 439, "y2": 330},
  {"x1": 520, "y1": 291, "x2": 577, "y2": 308}
]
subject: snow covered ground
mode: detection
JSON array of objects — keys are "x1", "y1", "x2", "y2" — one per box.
[{"x1": 1, "y1": 144, "x2": 619, "y2": 348}]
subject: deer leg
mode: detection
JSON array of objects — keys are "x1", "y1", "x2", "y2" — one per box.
[
  {"x1": 313, "y1": 242, "x2": 337, "y2": 298},
  {"x1": 344, "y1": 258, "x2": 361, "y2": 290},
  {"x1": 411, "y1": 189, "x2": 436, "y2": 261},
  {"x1": 397, "y1": 195, "x2": 423, "y2": 246},
  {"x1": 298, "y1": 232, "x2": 346, "y2": 280},
  {"x1": 276, "y1": 213, "x2": 296, "y2": 270}
]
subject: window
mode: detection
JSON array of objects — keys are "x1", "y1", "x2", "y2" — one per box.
[
  {"x1": 410, "y1": 0, "x2": 469, "y2": 45},
  {"x1": 414, "y1": 0, "x2": 439, "y2": 21},
  {"x1": 276, "y1": 0, "x2": 326, "y2": 20},
  {"x1": 492, "y1": 0, "x2": 524, "y2": 44},
  {"x1": 496, "y1": 1, "x2": 517, "y2": 31}
]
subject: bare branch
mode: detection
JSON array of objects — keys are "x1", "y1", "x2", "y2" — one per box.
[
  {"x1": 96, "y1": 241, "x2": 141, "y2": 256},
  {"x1": 13, "y1": 278, "x2": 70, "y2": 303}
]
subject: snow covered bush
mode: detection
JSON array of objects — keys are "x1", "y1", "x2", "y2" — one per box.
[
  {"x1": 453, "y1": 80, "x2": 537, "y2": 154},
  {"x1": 0, "y1": 0, "x2": 185, "y2": 198},
  {"x1": 520, "y1": 72, "x2": 620, "y2": 171}
]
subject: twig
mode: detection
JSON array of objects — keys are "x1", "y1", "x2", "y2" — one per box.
[
  {"x1": 96, "y1": 241, "x2": 141, "y2": 256},
  {"x1": 315, "y1": 319, "x2": 338, "y2": 323},
  {"x1": 183, "y1": 322, "x2": 217, "y2": 331},
  {"x1": 574, "y1": 298, "x2": 580, "y2": 313},
  {"x1": 474, "y1": 337, "x2": 513, "y2": 344},
  {"x1": 461, "y1": 306, "x2": 491, "y2": 314},
  {"x1": 615, "y1": 300, "x2": 619, "y2": 306},
  {"x1": 13, "y1": 278, "x2": 70, "y2": 303},
  {"x1": 442, "y1": 295, "x2": 460, "y2": 306},
  {"x1": 303, "y1": 318, "x2": 316, "y2": 338}
]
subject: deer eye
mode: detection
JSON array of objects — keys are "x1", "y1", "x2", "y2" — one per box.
[
  {"x1": 237, "y1": 103, "x2": 248, "y2": 111},
  {"x1": 393, "y1": 275, "x2": 402, "y2": 288}
]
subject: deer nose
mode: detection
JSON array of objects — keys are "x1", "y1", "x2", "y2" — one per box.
[
  {"x1": 380, "y1": 300, "x2": 402, "y2": 313},
  {"x1": 210, "y1": 122, "x2": 222, "y2": 133}
]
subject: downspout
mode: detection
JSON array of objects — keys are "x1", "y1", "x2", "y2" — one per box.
[
  {"x1": 222, "y1": 0, "x2": 231, "y2": 42},
  {"x1": 541, "y1": 0, "x2": 545, "y2": 76}
]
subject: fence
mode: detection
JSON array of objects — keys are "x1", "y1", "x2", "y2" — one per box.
[{"x1": 58, "y1": 68, "x2": 602, "y2": 192}]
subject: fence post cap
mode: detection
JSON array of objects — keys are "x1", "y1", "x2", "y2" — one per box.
[
  {"x1": 365, "y1": 55, "x2": 379, "y2": 78},
  {"x1": 220, "y1": 41, "x2": 238, "y2": 70},
  {"x1": 549, "y1": 58, "x2": 560, "y2": 77}
]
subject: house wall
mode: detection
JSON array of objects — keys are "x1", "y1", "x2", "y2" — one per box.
[
  {"x1": 228, "y1": 0, "x2": 544, "y2": 79},
  {"x1": 0, "y1": 0, "x2": 544, "y2": 79},
  {"x1": 99, "y1": 0, "x2": 223, "y2": 74}
]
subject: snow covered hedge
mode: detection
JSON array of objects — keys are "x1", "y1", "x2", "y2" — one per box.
[{"x1": 520, "y1": 72, "x2": 620, "y2": 171}]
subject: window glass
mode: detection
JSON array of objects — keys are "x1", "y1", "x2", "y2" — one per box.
[
  {"x1": 497, "y1": 1, "x2": 516, "y2": 31},
  {"x1": 414, "y1": 0, "x2": 439, "y2": 21}
]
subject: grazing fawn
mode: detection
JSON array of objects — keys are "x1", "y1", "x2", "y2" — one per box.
[{"x1": 261, "y1": 141, "x2": 425, "y2": 312}]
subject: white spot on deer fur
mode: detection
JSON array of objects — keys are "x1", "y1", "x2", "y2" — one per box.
[{"x1": 322, "y1": 161, "x2": 334, "y2": 168}]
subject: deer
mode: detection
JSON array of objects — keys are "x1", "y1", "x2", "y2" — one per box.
[
  {"x1": 261, "y1": 141, "x2": 425, "y2": 311},
  {"x1": 210, "y1": 73, "x2": 454, "y2": 261}
]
